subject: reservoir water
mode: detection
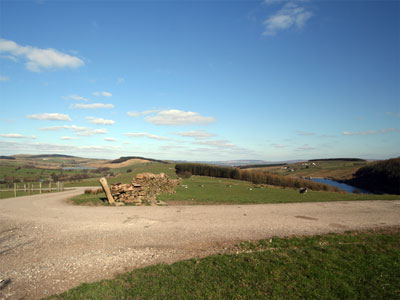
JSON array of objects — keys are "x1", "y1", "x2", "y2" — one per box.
[{"x1": 311, "y1": 178, "x2": 371, "y2": 194}]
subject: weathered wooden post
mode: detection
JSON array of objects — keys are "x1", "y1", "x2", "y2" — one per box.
[
  {"x1": 99, "y1": 177, "x2": 115, "y2": 205},
  {"x1": 39, "y1": 182, "x2": 42, "y2": 194},
  {"x1": 57, "y1": 181, "x2": 60, "y2": 192},
  {"x1": 24, "y1": 184, "x2": 27, "y2": 192},
  {"x1": 28, "y1": 183, "x2": 31, "y2": 195},
  {"x1": 49, "y1": 182, "x2": 52, "y2": 192},
  {"x1": 14, "y1": 183, "x2": 17, "y2": 197}
]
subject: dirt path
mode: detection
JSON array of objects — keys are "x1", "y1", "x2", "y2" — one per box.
[{"x1": 1, "y1": 188, "x2": 399, "y2": 299}]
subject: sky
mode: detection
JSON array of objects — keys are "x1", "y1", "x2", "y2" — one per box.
[{"x1": 0, "y1": 0, "x2": 399, "y2": 161}]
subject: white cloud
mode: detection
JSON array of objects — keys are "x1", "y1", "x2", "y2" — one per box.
[
  {"x1": 127, "y1": 111, "x2": 140, "y2": 117},
  {"x1": 195, "y1": 139, "x2": 236, "y2": 148},
  {"x1": 27, "y1": 113, "x2": 72, "y2": 121},
  {"x1": 104, "y1": 137, "x2": 116, "y2": 142},
  {"x1": 71, "y1": 103, "x2": 114, "y2": 109},
  {"x1": 145, "y1": 109, "x2": 215, "y2": 126},
  {"x1": 0, "y1": 38, "x2": 84, "y2": 72},
  {"x1": 0, "y1": 140, "x2": 123, "y2": 157},
  {"x1": 61, "y1": 136, "x2": 79, "y2": 140},
  {"x1": 67, "y1": 94, "x2": 88, "y2": 101},
  {"x1": 0, "y1": 75, "x2": 9, "y2": 81},
  {"x1": 0, "y1": 133, "x2": 36, "y2": 139},
  {"x1": 93, "y1": 91, "x2": 112, "y2": 97},
  {"x1": 76, "y1": 128, "x2": 107, "y2": 136},
  {"x1": 343, "y1": 128, "x2": 398, "y2": 136},
  {"x1": 263, "y1": 2, "x2": 313, "y2": 36},
  {"x1": 127, "y1": 110, "x2": 160, "y2": 117},
  {"x1": 39, "y1": 124, "x2": 107, "y2": 136},
  {"x1": 40, "y1": 125, "x2": 69, "y2": 131},
  {"x1": 174, "y1": 130, "x2": 215, "y2": 140},
  {"x1": 86, "y1": 116, "x2": 115, "y2": 125},
  {"x1": 117, "y1": 77, "x2": 125, "y2": 84},
  {"x1": 125, "y1": 132, "x2": 171, "y2": 141}
]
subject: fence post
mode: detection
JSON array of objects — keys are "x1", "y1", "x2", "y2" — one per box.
[
  {"x1": 40, "y1": 182, "x2": 42, "y2": 194},
  {"x1": 24, "y1": 184, "x2": 27, "y2": 192},
  {"x1": 61, "y1": 182, "x2": 64, "y2": 191},
  {"x1": 57, "y1": 181, "x2": 60, "y2": 192},
  {"x1": 28, "y1": 183, "x2": 31, "y2": 195},
  {"x1": 14, "y1": 183, "x2": 17, "y2": 197},
  {"x1": 49, "y1": 182, "x2": 51, "y2": 192}
]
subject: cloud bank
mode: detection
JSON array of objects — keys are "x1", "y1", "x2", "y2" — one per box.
[
  {"x1": 145, "y1": 109, "x2": 215, "y2": 126},
  {"x1": 27, "y1": 113, "x2": 72, "y2": 121},
  {"x1": 0, "y1": 38, "x2": 84, "y2": 72}
]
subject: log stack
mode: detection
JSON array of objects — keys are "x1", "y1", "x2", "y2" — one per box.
[{"x1": 109, "y1": 173, "x2": 181, "y2": 205}]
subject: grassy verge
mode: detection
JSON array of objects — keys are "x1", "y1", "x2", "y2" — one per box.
[
  {"x1": 47, "y1": 228, "x2": 400, "y2": 300},
  {"x1": 69, "y1": 192, "x2": 109, "y2": 206}
]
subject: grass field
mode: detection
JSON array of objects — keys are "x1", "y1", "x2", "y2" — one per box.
[
  {"x1": 47, "y1": 228, "x2": 400, "y2": 300},
  {"x1": 248, "y1": 160, "x2": 368, "y2": 180},
  {"x1": 72, "y1": 175, "x2": 399, "y2": 206},
  {"x1": 158, "y1": 176, "x2": 399, "y2": 204}
]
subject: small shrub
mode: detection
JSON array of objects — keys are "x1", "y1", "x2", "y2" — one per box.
[{"x1": 126, "y1": 168, "x2": 132, "y2": 173}]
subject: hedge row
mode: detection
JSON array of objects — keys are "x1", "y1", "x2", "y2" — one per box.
[{"x1": 175, "y1": 163, "x2": 341, "y2": 192}]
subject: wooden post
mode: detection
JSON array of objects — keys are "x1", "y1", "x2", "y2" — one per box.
[
  {"x1": 61, "y1": 182, "x2": 64, "y2": 191},
  {"x1": 24, "y1": 184, "x2": 27, "y2": 192},
  {"x1": 39, "y1": 182, "x2": 42, "y2": 194},
  {"x1": 57, "y1": 181, "x2": 60, "y2": 192},
  {"x1": 49, "y1": 182, "x2": 51, "y2": 192},
  {"x1": 99, "y1": 177, "x2": 115, "y2": 205},
  {"x1": 28, "y1": 183, "x2": 31, "y2": 195},
  {"x1": 14, "y1": 183, "x2": 17, "y2": 197}
]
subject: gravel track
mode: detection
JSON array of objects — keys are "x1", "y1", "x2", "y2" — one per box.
[{"x1": 0, "y1": 188, "x2": 399, "y2": 299}]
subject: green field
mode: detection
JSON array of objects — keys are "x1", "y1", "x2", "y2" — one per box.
[
  {"x1": 73, "y1": 175, "x2": 398, "y2": 206},
  {"x1": 159, "y1": 176, "x2": 398, "y2": 204},
  {"x1": 47, "y1": 228, "x2": 400, "y2": 300}
]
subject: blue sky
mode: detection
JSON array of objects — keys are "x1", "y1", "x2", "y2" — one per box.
[{"x1": 0, "y1": 0, "x2": 399, "y2": 161}]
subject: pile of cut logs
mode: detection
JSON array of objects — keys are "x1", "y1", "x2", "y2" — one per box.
[{"x1": 100, "y1": 173, "x2": 181, "y2": 206}]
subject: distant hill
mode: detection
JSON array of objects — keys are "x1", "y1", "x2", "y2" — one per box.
[
  {"x1": 183, "y1": 160, "x2": 304, "y2": 167},
  {"x1": 28, "y1": 154, "x2": 78, "y2": 159},
  {"x1": 0, "y1": 155, "x2": 15, "y2": 160},
  {"x1": 309, "y1": 158, "x2": 366, "y2": 162},
  {"x1": 110, "y1": 156, "x2": 168, "y2": 164}
]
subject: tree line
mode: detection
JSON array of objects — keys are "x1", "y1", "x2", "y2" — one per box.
[{"x1": 175, "y1": 163, "x2": 340, "y2": 192}]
